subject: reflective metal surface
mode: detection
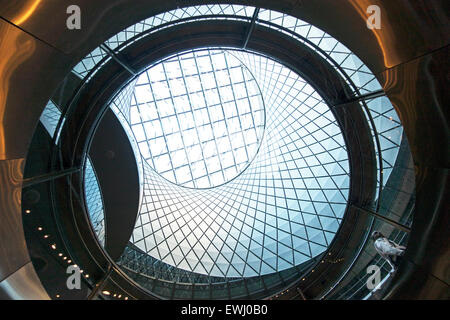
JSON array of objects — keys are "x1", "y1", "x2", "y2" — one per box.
[
  {"x1": 0, "y1": 18, "x2": 71, "y2": 160},
  {"x1": 0, "y1": 159, "x2": 28, "y2": 281},
  {"x1": 0, "y1": 262, "x2": 49, "y2": 300},
  {"x1": 379, "y1": 46, "x2": 449, "y2": 168},
  {"x1": 0, "y1": 157, "x2": 48, "y2": 299},
  {"x1": 379, "y1": 46, "x2": 449, "y2": 298}
]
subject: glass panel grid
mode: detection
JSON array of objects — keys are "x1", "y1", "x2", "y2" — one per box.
[
  {"x1": 74, "y1": 4, "x2": 384, "y2": 99},
  {"x1": 361, "y1": 96, "x2": 403, "y2": 192},
  {"x1": 121, "y1": 49, "x2": 350, "y2": 278},
  {"x1": 39, "y1": 100, "x2": 61, "y2": 137},
  {"x1": 130, "y1": 49, "x2": 265, "y2": 188},
  {"x1": 84, "y1": 158, "x2": 106, "y2": 246},
  {"x1": 256, "y1": 8, "x2": 382, "y2": 94}
]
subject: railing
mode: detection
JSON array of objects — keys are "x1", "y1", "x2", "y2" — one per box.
[
  {"x1": 118, "y1": 244, "x2": 318, "y2": 299},
  {"x1": 321, "y1": 135, "x2": 415, "y2": 299}
]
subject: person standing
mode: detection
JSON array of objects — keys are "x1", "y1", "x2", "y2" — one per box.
[{"x1": 371, "y1": 231, "x2": 405, "y2": 271}]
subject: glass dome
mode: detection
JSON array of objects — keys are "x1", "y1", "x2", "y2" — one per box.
[
  {"x1": 111, "y1": 48, "x2": 350, "y2": 278},
  {"x1": 130, "y1": 49, "x2": 265, "y2": 189},
  {"x1": 32, "y1": 3, "x2": 410, "y2": 299}
]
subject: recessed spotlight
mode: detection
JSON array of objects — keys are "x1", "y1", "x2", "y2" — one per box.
[
  {"x1": 25, "y1": 210, "x2": 31, "y2": 214},
  {"x1": 102, "y1": 291, "x2": 111, "y2": 296},
  {"x1": 51, "y1": 244, "x2": 56, "y2": 250}
]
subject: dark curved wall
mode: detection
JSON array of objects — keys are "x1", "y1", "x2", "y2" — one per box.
[
  {"x1": 89, "y1": 109, "x2": 140, "y2": 261},
  {"x1": 0, "y1": 0, "x2": 448, "y2": 299}
]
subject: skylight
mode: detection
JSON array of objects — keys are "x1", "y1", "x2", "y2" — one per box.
[
  {"x1": 112, "y1": 48, "x2": 351, "y2": 278},
  {"x1": 46, "y1": 2, "x2": 405, "y2": 283},
  {"x1": 130, "y1": 49, "x2": 265, "y2": 188}
]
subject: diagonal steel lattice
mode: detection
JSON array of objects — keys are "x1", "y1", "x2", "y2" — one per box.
[{"x1": 117, "y1": 49, "x2": 350, "y2": 278}]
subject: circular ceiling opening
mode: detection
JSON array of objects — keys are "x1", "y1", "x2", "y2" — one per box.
[
  {"x1": 110, "y1": 48, "x2": 350, "y2": 278},
  {"x1": 130, "y1": 49, "x2": 265, "y2": 189},
  {"x1": 34, "y1": 2, "x2": 408, "y2": 300}
]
